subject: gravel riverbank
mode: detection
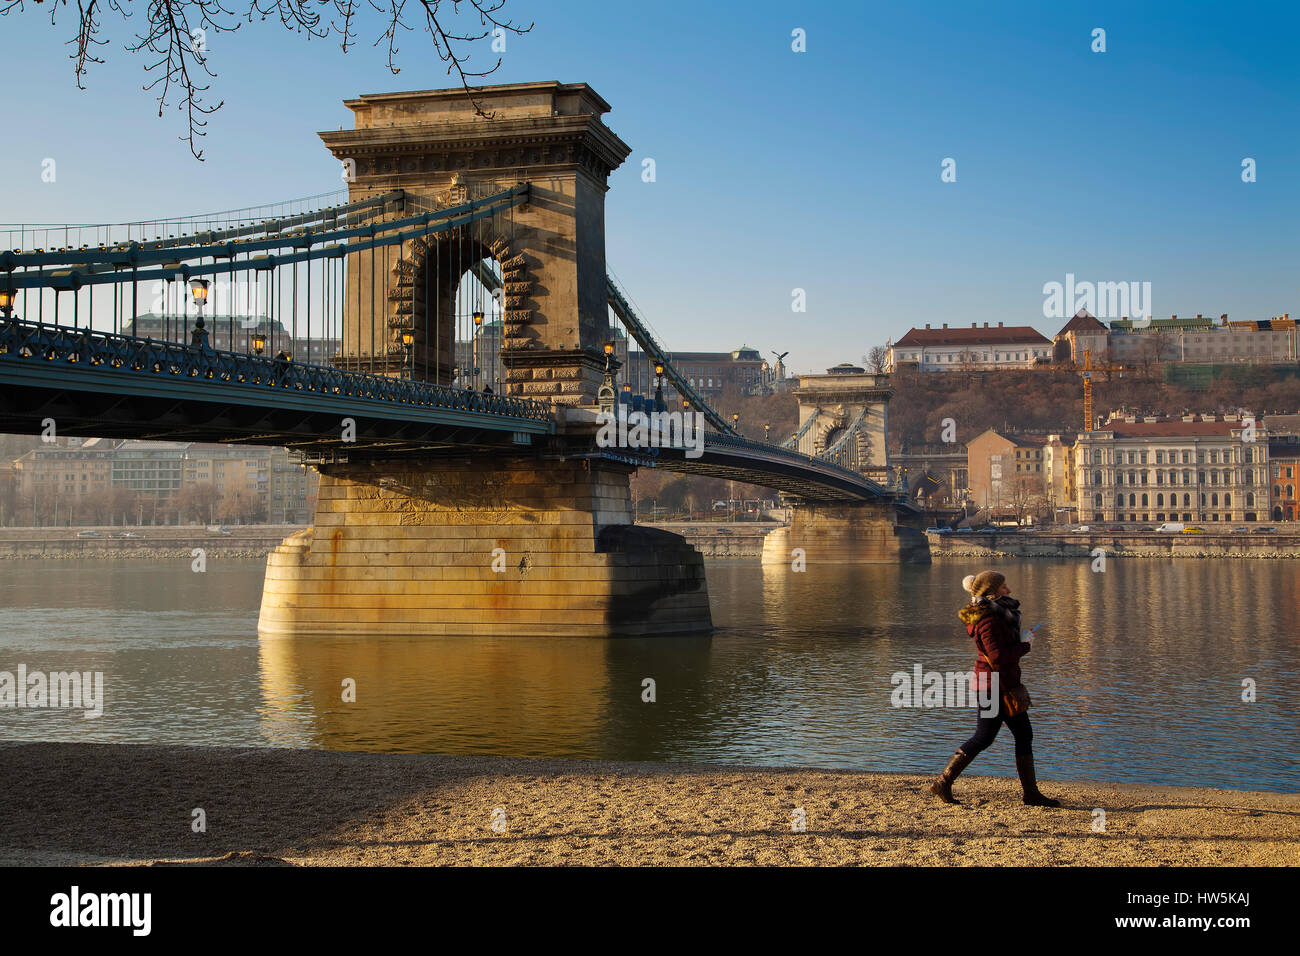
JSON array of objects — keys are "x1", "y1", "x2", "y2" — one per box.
[{"x1": 1, "y1": 742, "x2": 1294, "y2": 867}]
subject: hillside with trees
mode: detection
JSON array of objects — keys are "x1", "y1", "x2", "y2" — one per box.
[{"x1": 888, "y1": 364, "x2": 1300, "y2": 449}]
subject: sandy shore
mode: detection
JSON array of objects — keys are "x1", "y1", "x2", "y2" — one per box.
[{"x1": 1, "y1": 742, "x2": 1295, "y2": 866}]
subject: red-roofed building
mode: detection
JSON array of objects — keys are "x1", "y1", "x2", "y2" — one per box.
[
  {"x1": 887, "y1": 322, "x2": 1052, "y2": 372},
  {"x1": 1072, "y1": 413, "x2": 1269, "y2": 524},
  {"x1": 1052, "y1": 309, "x2": 1109, "y2": 364}
]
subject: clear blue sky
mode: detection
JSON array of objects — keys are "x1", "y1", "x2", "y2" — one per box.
[{"x1": 1, "y1": 0, "x2": 1297, "y2": 373}]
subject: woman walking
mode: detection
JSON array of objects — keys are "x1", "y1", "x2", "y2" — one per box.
[{"x1": 929, "y1": 570, "x2": 1060, "y2": 807}]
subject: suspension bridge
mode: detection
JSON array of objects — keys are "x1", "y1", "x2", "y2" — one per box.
[{"x1": 0, "y1": 81, "x2": 927, "y2": 638}]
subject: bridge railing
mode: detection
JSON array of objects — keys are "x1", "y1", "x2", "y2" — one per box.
[{"x1": 0, "y1": 317, "x2": 553, "y2": 424}]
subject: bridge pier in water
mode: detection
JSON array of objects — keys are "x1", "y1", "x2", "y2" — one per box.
[
  {"x1": 258, "y1": 455, "x2": 712, "y2": 638},
  {"x1": 761, "y1": 502, "x2": 931, "y2": 566}
]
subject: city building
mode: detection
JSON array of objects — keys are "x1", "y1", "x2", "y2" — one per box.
[
  {"x1": 9, "y1": 438, "x2": 317, "y2": 525},
  {"x1": 1043, "y1": 434, "x2": 1078, "y2": 517},
  {"x1": 965, "y1": 429, "x2": 1050, "y2": 516},
  {"x1": 1072, "y1": 413, "x2": 1268, "y2": 524},
  {"x1": 887, "y1": 323, "x2": 1052, "y2": 372},
  {"x1": 124, "y1": 314, "x2": 341, "y2": 365},
  {"x1": 1054, "y1": 312, "x2": 1299, "y2": 368},
  {"x1": 1267, "y1": 441, "x2": 1300, "y2": 521},
  {"x1": 1051, "y1": 310, "x2": 1108, "y2": 364}
]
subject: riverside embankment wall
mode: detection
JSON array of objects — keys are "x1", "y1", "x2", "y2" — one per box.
[
  {"x1": 0, "y1": 526, "x2": 304, "y2": 559},
  {"x1": 927, "y1": 530, "x2": 1300, "y2": 559}
]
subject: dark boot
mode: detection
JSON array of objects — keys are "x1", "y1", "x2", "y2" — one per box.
[
  {"x1": 1016, "y1": 753, "x2": 1061, "y2": 807},
  {"x1": 929, "y1": 748, "x2": 975, "y2": 804}
]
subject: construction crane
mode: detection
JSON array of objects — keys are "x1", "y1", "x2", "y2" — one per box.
[{"x1": 1079, "y1": 349, "x2": 1127, "y2": 431}]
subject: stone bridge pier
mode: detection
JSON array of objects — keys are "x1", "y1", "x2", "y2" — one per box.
[
  {"x1": 258, "y1": 455, "x2": 710, "y2": 637},
  {"x1": 763, "y1": 368, "x2": 930, "y2": 566},
  {"x1": 258, "y1": 82, "x2": 712, "y2": 638}
]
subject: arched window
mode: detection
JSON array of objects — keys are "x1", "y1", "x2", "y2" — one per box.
[
  {"x1": 1129, "y1": 493, "x2": 1136, "y2": 507},
  {"x1": 1247, "y1": 492, "x2": 1255, "y2": 507},
  {"x1": 1115, "y1": 493, "x2": 1124, "y2": 507},
  {"x1": 1157, "y1": 493, "x2": 1164, "y2": 507},
  {"x1": 1289, "y1": 485, "x2": 1296, "y2": 498},
  {"x1": 1275, "y1": 485, "x2": 1282, "y2": 498},
  {"x1": 1183, "y1": 493, "x2": 1191, "y2": 507},
  {"x1": 1224, "y1": 494, "x2": 1231, "y2": 508},
  {"x1": 1093, "y1": 470, "x2": 1102, "y2": 487},
  {"x1": 1094, "y1": 493, "x2": 1103, "y2": 508},
  {"x1": 1141, "y1": 493, "x2": 1148, "y2": 506},
  {"x1": 1212, "y1": 493, "x2": 1219, "y2": 507}
]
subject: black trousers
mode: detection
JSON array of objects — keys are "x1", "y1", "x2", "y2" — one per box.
[{"x1": 960, "y1": 706, "x2": 1034, "y2": 758}]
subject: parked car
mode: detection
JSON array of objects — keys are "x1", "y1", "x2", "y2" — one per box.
[
  {"x1": 1137, "y1": 526, "x2": 1155, "y2": 532},
  {"x1": 1155, "y1": 522, "x2": 1185, "y2": 533},
  {"x1": 924, "y1": 528, "x2": 950, "y2": 535},
  {"x1": 75, "y1": 530, "x2": 101, "y2": 537},
  {"x1": 954, "y1": 527, "x2": 974, "y2": 534},
  {"x1": 1252, "y1": 526, "x2": 1277, "y2": 534},
  {"x1": 1229, "y1": 526, "x2": 1251, "y2": 534},
  {"x1": 1181, "y1": 527, "x2": 1205, "y2": 534},
  {"x1": 111, "y1": 531, "x2": 142, "y2": 539},
  {"x1": 1071, "y1": 525, "x2": 1091, "y2": 533},
  {"x1": 1105, "y1": 526, "x2": 1124, "y2": 532}
]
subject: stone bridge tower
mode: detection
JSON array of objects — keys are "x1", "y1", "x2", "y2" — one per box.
[
  {"x1": 789, "y1": 369, "x2": 894, "y2": 483},
  {"x1": 318, "y1": 82, "x2": 631, "y2": 403},
  {"x1": 763, "y1": 368, "x2": 928, "y2": 564},
  {"x1": 260, "y1": 83, "x2": 712, "y2": 639}
]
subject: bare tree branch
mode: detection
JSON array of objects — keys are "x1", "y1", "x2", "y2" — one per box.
[{"x1": 2, "y1": 0, "x2": 533, "y2": 159}]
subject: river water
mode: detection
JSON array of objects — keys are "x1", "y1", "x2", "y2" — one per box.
[{"x1": 0, "y1": 558, "x2": 1295, "y2": 792}]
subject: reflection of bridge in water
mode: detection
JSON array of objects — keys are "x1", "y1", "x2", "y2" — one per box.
[{"x1": 0, "y1": 82, "x2": 928, "y2": 638}]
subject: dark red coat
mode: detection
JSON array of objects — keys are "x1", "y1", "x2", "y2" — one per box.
[{"x1": 958, "y1": 601, "x2": 1030, "y2": 691}]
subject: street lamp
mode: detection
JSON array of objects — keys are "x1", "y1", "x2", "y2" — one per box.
[
  {"x1": 654, "y1": 362, "x2": 665, "y2": 412},
  {"x1": 599, "y1": 341, "x2": 617, "y2": 415},
  {"x1": 401, "y1": 329, "x2": 415, "y2": 380},
  {"x1": 472, "y1": 311, "x2": 484, "y2": 389},
  {"x1": 0, "y1": 288, "x2": 15, "y2": 320},
  {"x1": 764, "y1": 422, "x2": 771, "y2": 442},
  {"x1": 252, "y1": 333, "x2": 266, "y2": 356},
  {"x1": 189, "y1": 278, "x2": 210, "y2": 349},
  {"x1": 732, "y1": 412, "x2": 740, "y2": 430}
]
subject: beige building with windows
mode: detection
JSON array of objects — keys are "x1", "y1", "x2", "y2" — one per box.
[
  {"x1": 966, "y1": 429, "x2": 1050, "y2": 515},
  {"x1": 1055, "y1": 313, "x2": 1299, "y2": 367},
  {"x1": 1072, "y1": 414, "x2": 1268, "y2": 524}
]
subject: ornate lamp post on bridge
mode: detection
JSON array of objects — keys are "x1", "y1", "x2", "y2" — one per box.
[
  {"x1": 654, "y1": 362, "x2": 665, "y2": 412},
  {"x1": 252, "y1": 333, "x2": 266, "y2": 356},
  {"x1": 0, "y1": 288, "x2": 16, "y2": 323},
  {"x1": 598, "y1": 341, "x2": 619, "y2": 415},
  {"x1": 189, "y1": 279, "x2": 210, "y2": 350},
  {"x1": 401, "y1": 329, "x2": 415, "y2": 380},
  {"x1": 473, "y1": 310, "x2": 484, "y2": 390}
]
